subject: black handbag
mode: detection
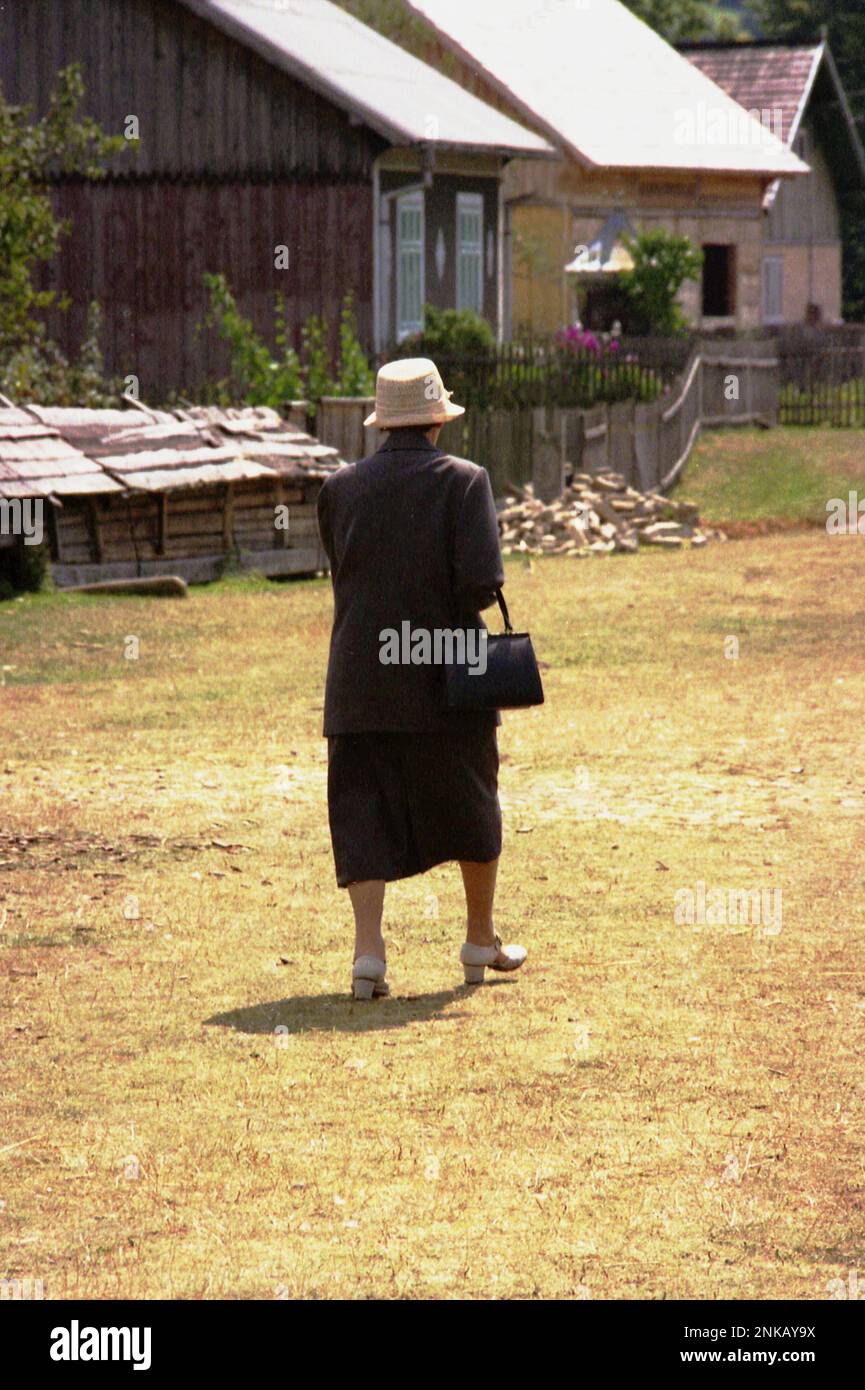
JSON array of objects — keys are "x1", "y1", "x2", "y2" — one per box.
[{"x1": 444, "y1": 588, "x2": 544, "y2": 711}]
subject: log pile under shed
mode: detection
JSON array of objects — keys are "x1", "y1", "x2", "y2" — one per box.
[
  {"x1": 498, "y1": 471, "x2": 721, "y2": 555},
  {"x1": 0, "y1": 401, "x2": 343, "y2": 587}
]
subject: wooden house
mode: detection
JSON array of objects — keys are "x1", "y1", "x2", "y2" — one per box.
[
  {"x1": 0, "y1": 402, "x2": 343, "y2": 588},
  {"x1": 407, "y1": 0, "x2": 810, "y2": 335},
  {"x1": 681, "y1": 38, "x2": 865, "y2": 327},
  {"x1": 0, "y1": 0, "x2": 553, "y2": 395}
]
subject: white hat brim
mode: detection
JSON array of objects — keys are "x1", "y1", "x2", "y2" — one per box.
[{"x1": 363, "y1": 400, "x2": 465, "y2": 429}]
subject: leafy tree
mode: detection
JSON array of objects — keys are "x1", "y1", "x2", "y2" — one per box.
[
  {"x1": 0, "y1": 64, "x2": 127, "y2": 355},
  {"x1": 621, "y1": 1, "x2": 745, "y2": 42},
  {"x1": 333, "y1": 1, "x2": 744, "y2": 53},
  {"x1": 619, "y1": 229, "x2": 704, "y2": 336}
]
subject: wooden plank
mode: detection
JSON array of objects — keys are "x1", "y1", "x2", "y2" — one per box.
[
  {"x1": 277, "y1": 480, "x2": 289, "y2": 550},
  {"x1": 86, "y1": 498, "x2": 104, "y2": 563},
  {"x1": 222, "y1": 482, "x2": 234, "y2": 549},
  {"x1": 46, "y1": 500, "x2": 62, "y2": 563}
]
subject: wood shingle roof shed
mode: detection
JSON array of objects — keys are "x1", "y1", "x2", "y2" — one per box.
[
  {"x1": 176, "y1": 0, "x2": 556, "y2": 159},
  {"x1": 0, "y1": 403, "x2": 345, "y2": 587},
  {"x1": 406, "y1": 0, "x2": 810, "y2": 178},
  {"x1": 0, "y1": 409, "x2": 124, "y2": 504}
]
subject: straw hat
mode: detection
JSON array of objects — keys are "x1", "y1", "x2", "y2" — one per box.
[{"x1": 363, "y1": 357, "x2": 465, "y2": 429}]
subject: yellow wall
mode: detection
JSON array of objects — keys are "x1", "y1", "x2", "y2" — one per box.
[
  {"x1": 511, "y1": 203, "x2": 572, "y2": 335},
  {"x1": 505, "y1": 157, "x2": 769, "y2": 334}
]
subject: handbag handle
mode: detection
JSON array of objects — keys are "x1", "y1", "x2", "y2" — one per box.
[{"x1": 495, "y1": 587, "x2": 514, "y2": 634}]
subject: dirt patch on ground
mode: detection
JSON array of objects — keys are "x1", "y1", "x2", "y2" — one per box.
[{"x1": 704, "y1": 517, "x2": 826, "y2": 539}]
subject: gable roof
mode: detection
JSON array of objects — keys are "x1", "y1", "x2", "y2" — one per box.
[
  {"x1": 682, "y1": 39, "x2": 865, "y2": 192},
  {"x1": 681, "y1": 41, "x2": 822, "y2": 149},
  {"x1": 406, "y1": 0, "x2": 809, "y2": 178},
  {"x1": 175, "y1": 0, "x2": 554, "y2": 158}
]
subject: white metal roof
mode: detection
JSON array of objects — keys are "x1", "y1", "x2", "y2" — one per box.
[
  {"x1": 407, "y1": 0, "x2": 810, "y2": 178},
  {"x1": 176, "y1": 0, "x2": 555, "y2": 157}
]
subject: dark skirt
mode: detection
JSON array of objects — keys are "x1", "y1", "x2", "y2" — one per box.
[{"x1": 327, "y1": 727, "x2": 502, "y2": 887}]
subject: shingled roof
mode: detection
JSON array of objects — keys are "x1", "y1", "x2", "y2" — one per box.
[
  {"x1": 681, "y1": 39, "x2": 865, "y2": 197},
  {"x1": 0, "y1": 403, "x2": 342, "y2": 506},
  {"x1": 681, "y1": 42, "x2": 823, "y2": 149}
]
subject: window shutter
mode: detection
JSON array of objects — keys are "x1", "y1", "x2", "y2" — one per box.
[
  {"x1": 763, "y1": 256, "x2": 784, "y2": 324},
  {"x1": 456, "y1": 193, "x2": 484, "y2": 314},
  {"x1": 396, "y1": 192, "x2": 424, "y2": 339}
]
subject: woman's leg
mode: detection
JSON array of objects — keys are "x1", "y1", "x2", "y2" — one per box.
[
  {"x1": 459, "y1": 858, "x2": 499, "y2": 946},
  {"x1": 348, "y1": 880, "x2": 386, "y2": 962}
]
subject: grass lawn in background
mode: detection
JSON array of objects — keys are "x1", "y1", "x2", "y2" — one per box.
[{"x1": 674, "y1": 426, "x2": 865, "y2": 530}]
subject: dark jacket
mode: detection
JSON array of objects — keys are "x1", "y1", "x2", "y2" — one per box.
[{"x1": 317, "y1": 428, "x2": 505, "y2": 734}]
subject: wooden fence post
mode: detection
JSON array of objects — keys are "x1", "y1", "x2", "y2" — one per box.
[{"x1": 531, "y1": 405, "x2": 565, "y2": 501}]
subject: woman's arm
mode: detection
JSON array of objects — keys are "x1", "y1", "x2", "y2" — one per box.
[
  {"x1": 316, "y1": 478, "x2": 335, "y2": 569},
  {"x1": 453, "y1": 466, "x2": 505, "y2": 613}
]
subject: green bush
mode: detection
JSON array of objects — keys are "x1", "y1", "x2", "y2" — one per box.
[
  {"x1": 620, "y1": 229, "x2": 703, "y2": 337},
  {"x1": 300, "y1": 313, "x2": 336, "y2": 407},
  {"x1": 202, "y1": 280, "x2": 374, "y2": 413},
  {"x1": 334, "y1": 294, "x2": 375, "y2": 396},
  {"x1": 398, "y1": 304, "x2": 496, "y2": 358},
  {"x1": 201, "y1": 273, "x2": 305, "y2": 406},
  {"x1": 0, "y1": 302, "x2": 120, "y2": 407},
  {"x1": 0, "y1": 538, "x2": 51, "y2": 596}
]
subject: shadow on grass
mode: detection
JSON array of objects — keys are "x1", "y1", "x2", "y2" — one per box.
[{"x1": 205, "y1": 981, "x2": 514, "y2": 1036}]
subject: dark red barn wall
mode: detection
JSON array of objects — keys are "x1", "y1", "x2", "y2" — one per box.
[
  {"x1": 1, "y1": 0, "x2": 383, "y2": 398},
  {"x1": 39, "y1": 178, "x2": 374, "y2": 399}
]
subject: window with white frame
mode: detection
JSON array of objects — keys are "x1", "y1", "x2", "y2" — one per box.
[
  {"x1": 456, "y1": 192, "x2": 484, "y2": 314},
  {"x1": 763, "y1": 256, "x2": 784, "y2": 324},
  {"x1": 396, "y1": 192, "x2": 424, "y2": 340}
]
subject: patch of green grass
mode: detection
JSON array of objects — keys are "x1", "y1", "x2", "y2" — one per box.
[{"x1": 674, "y1": 426, "x2": 865, "y2": 524}]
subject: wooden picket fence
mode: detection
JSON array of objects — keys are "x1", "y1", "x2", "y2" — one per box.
[
  {"x1": 313, "y1": 340, "x2": 780, "y2": 500},
  {"x1": 777, "y1": 345, "x2": 865, "y2": 426},
  {"x1": 526, "y1": 341, "x2": 780, "y2": 499}
]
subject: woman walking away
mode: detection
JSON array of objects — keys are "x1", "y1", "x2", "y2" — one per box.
[{"x1": 316, "y1": 357, "x2": 527, "y2": 999}]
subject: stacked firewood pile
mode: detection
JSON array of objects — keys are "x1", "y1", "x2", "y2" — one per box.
[{"x1": 498, "y1": 471, "x2": 721, "y2": 556}]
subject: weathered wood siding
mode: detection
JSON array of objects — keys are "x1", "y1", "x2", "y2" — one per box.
[
  {"x1": 0, "y1": 0, "x2": 384, "y2": 395},
  {"x1": 51, "y1": 482, "x2": 327, "y2": 588},
  {"x1": 0, "y1": 0, "x2": 385, "y2": 180},
  {"x1": 39, "y1": 178, "x2": 373, "y2": 398}
]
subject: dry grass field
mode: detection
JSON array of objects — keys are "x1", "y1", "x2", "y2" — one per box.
[{"x1": 2, "y1": 521, "x2": 865, "y2": 1300}]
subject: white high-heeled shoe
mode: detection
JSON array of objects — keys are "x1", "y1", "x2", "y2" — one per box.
[
  {"x1": 460, "y1": 933, "x2": 527, "y2": 985},
  {"x1": 351, "y1": 955, "x2": 389, "y2": 1000}
]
